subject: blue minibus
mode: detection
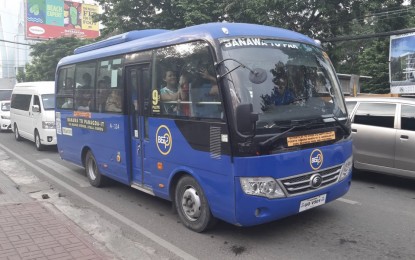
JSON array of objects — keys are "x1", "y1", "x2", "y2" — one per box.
[{"x1": 55, "y1": 23, "x2": 353, "y2": 232}]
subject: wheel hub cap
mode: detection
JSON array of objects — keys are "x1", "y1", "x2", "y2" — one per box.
[{"x1": 181, "y1": 187, "x2": 201, "y2": 221}]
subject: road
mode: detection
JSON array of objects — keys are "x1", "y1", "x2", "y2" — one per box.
[{"x1": 0, "y1": 131, "x2": 414, "y2": 260}]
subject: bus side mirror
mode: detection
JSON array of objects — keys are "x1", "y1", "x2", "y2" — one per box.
[
  {"x1": 236, "y1": 103, "x2": 258, "y2": 135},
  {"x1": 32, "y1": 105, "x2": 40, "y2": 113}
]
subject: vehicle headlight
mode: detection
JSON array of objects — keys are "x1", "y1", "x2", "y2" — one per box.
[
  {"x1": 338, "y1": 156, "x2": 353, "y2": 181},
  {"x1": 42, "y1": 121, "x2": 55, "y2": 129},
  {"x1": 1, "y1": 115, "x2": 10, "y2": 119},
  {"x1": 240, "y1": 177, "x2": 286, "y2": 199}
]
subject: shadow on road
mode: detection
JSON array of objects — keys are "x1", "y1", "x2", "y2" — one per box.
[{"x1": 352, "y1": 170, "x2": 415, "y2": 191}]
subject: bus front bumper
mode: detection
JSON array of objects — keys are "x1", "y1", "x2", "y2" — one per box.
[{"x1": 233, "y1": 175, "x2": 352, "y2": 227}]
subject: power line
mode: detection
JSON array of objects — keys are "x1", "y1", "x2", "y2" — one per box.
[
  {"x1": 321, "y1": 27, "x2": 415, "y2": 43},
  {"x1": 0, "y1": 39, "x2": 33, "y2": 46}
]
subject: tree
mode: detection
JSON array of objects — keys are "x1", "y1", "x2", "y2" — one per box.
[
  {"x1": 95, "y1": 0, "x2": 362, "y2": 40},
  {"x1": 21, "y1": 37, "x2": 92, "y2": 82}
]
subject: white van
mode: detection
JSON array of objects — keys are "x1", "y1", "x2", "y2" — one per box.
[{"x1": 10, "y1": 81, "x2": 56, "y2": 150}]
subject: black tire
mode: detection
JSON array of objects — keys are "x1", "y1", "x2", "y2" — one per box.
[
  {"x1": 14, "y1": 124, "x2": 22, "y2": 141},
  {"x1": 85, "y1": 150, "x2": 105, "y2": 187},
  {"x1": 175, "y1": 175, "x2": 217, "y2": 232},
  {"x1": 35, "y1": 130, "x2": 44, "y2": 151}
]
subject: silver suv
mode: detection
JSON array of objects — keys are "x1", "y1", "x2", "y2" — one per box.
[{"x1": 346, "y1": 97, "x2": 415, "y2": 180}]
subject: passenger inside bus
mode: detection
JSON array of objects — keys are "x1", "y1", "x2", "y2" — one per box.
[
  {"x1": 190, "y1": 66, "x2": 222, "y2": 118},
  {"x1": 80, "y1": 73, "x2": 92, "y2": 89},
  {"x1": 160, "y1": 70, "x2": 180, "y2": 115},
  {"x1": 77, "y1": 95, "x2": 91, "y2": 111},
  {"x1": 97, "y1": 79, "x2": 111, "y2": 112},
  {"x1": 105, "y1": 89, "x2": 123, "y2": 112}
]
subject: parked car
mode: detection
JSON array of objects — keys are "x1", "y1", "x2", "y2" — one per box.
[
  {"x1": 346, "y1": 96, "x2": 415, "y2": 180},
  {"x1": 10, "y1": 81, "x2": 56, "y2": 150},
  {"x1": 0, "y1": 100, "x2": 11, "y2": 131}
]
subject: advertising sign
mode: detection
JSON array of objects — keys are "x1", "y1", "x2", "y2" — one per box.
[
  {"x1": 390, "y1": 32, "x2": 415, "y2": 94},
  {"x1": 26, "y1": 0, "x2": 99, "y2": 40}
]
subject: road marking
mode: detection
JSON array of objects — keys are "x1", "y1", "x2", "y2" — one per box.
[
  {"x1": 337, "y1": 198, "x2": 361, "y2": 205},
  {"x1": 37, "y1": 159, "x2": 91, "y2": 188},
  {"x1": 0, "y1": 143, "x2": 197, "y2": 260}
]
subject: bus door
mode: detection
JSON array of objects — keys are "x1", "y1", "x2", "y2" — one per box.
[{"x1": 126, "y1": 65, "x2": 149, "y2": 185}]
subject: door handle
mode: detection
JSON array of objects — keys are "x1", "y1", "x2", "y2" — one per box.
[
  {"x1": 351, "y1": 129, "x2": 357, "y2": 133},
  {"x1": 400, "y1": 135, "x2": 409, "y2": 140}
]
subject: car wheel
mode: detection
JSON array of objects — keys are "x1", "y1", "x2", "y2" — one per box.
[
  {"x1": 175, "y1": 175, "x2": 217, "y2": 232},
  {"x1": 14, "y1": 124, "x2": 22, "y2": 141},
  {"x1": 85, "y1": 150, "x2": 105, "y2": 187},
  {"x1": 35, "y1": 130, "x2": 44, "y2": 151}
]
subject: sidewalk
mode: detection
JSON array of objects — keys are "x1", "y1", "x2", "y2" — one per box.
[{"x1": 0, "y1": 170, "x2": 116, "y2": 260}]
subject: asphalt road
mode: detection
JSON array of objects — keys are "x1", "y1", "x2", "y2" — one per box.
[{"x1": 0, "y1": 131, "x2": 414, "y2": 260}]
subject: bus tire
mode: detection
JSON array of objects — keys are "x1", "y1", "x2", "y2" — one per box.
[
  {"x1": 175, "y1": 175, "x2": 217, "y2": 232},
  {"x1": 85, "y1": 151, "x2": 105, "y2": 187},
  {"x1": 14, "y1": 124, "x2": 22, "y2": 141},
  {"x1": 35, "y1": 130, "x2": 44, "y2": 151}
]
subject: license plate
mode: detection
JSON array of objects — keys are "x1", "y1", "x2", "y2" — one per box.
[{"x1": 299, "y1": 194, "x2": 327, "y2": 212}]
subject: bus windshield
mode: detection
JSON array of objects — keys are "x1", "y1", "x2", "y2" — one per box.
[{"x1": 220, "y1": 38, "x2": 347, "y2": 133}]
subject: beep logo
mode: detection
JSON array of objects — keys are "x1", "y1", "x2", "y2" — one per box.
[
  {"x1": 310, "y1": 149, "x2": 323, "y2": 170},
  {"x1": 156, "y1": 125, "x2": 172, "y2": 155}
]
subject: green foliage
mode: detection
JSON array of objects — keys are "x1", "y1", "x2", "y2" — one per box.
[
  {"x1": 357, "y1": 40, "x2": 390, "y2": 93},
  {"x1": 21, "y1": 37, "x2": 92, "y2": 82},
  {"x1": 22, "y1": 0, "x2": 415, "y2": 94}
]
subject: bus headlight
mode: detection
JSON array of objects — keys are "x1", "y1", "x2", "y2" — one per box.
[
  {"x1": 339, "y1": 156, "x2": 353, "y2": 181},
  {"x1": 1, "y1": 115, "x2": 10, "y2": 119},
  {"x1": 42, "y1": 121, "x2": 55, "y2": 129},
  {"x1": 240, "y1": 177, "x2": 285, "y2": 199}
]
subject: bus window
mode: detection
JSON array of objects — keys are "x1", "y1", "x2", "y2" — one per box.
[
  {"x1": 56, "y1": 67, "x2": 75, "y2": 110},
  {"x1": 96, "y1": 57, "x2": 124, "y2": 113},
  {"x1": 74, "y1": 62, "x2": 96, "y2": 111},
  {"x1": 154, "y1": 41, "x2": 222, "y2": 119}
]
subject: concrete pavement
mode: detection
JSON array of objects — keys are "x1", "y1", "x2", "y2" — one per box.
[{"x1": 0, "y1": 169, "x2": 116, "y2": 260}]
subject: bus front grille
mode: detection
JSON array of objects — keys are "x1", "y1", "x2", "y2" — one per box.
[{"x1": 278, "y1": 165, "x2": 342, "y2": 196}]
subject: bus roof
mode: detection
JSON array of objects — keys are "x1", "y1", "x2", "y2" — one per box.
[{"x1": 58, "y1": 23, "x2": 318, "y2": 67}]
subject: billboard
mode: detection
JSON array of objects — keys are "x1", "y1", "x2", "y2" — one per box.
[
  {"x1": 26, "y1": 0, "x2": 99, "y2": 40},
  {"x1": 390, "y1": 32, "x2": 415, "y2": 94}
]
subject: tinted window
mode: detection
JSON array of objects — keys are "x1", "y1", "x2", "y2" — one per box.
[
  {"x1": 0, "y1": 90, "x2": 12, "y2": 101},
  {"x1": 11, "y1": 94, "x2": 32, "y2": 111},
  {"x1": 353, "y1": 102, "x2": 396, "y2": 128},
  {"x1": 401, "y1": 105, "x2": 415, "y2": 131}
]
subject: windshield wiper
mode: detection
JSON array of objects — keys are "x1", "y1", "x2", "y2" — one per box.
[
  {"x1": 322, "y1": 114, "x2": 350, "y2": 135},
  {"x1": 259, "y1": 120, "x2": 316, "y2": 149},
  {"x1": 215, "y1": 58, "x2": 267, "y2": 84}
]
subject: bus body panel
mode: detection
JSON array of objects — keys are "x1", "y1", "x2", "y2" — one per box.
[
  {"x1": 58, "y1": 111, "x2": 131, "y2": 185},
  {"x1": 233, "y1": 140, "x2": 352, "y2": 178},
  {"x1": 143, "y1": 118, "x2": 236, "y2": 222}
]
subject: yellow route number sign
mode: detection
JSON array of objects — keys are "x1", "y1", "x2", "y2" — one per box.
[{"x1": 287, "y1": 131, "x2": 335, "y2": 147}]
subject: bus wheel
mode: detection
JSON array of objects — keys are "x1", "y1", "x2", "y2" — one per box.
[
  {"x1": 14, "y1": 124, "x2": 22, "y2": 141},
  {"x1": 35, "y1": 130, "x2": 44, "y2": 151},
  {"x1": 175, "y1": 176, "x2": 217, "y2": 232},
  {"x1": 85, "y1": 151, "x2": 105, "y2": 187}
]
